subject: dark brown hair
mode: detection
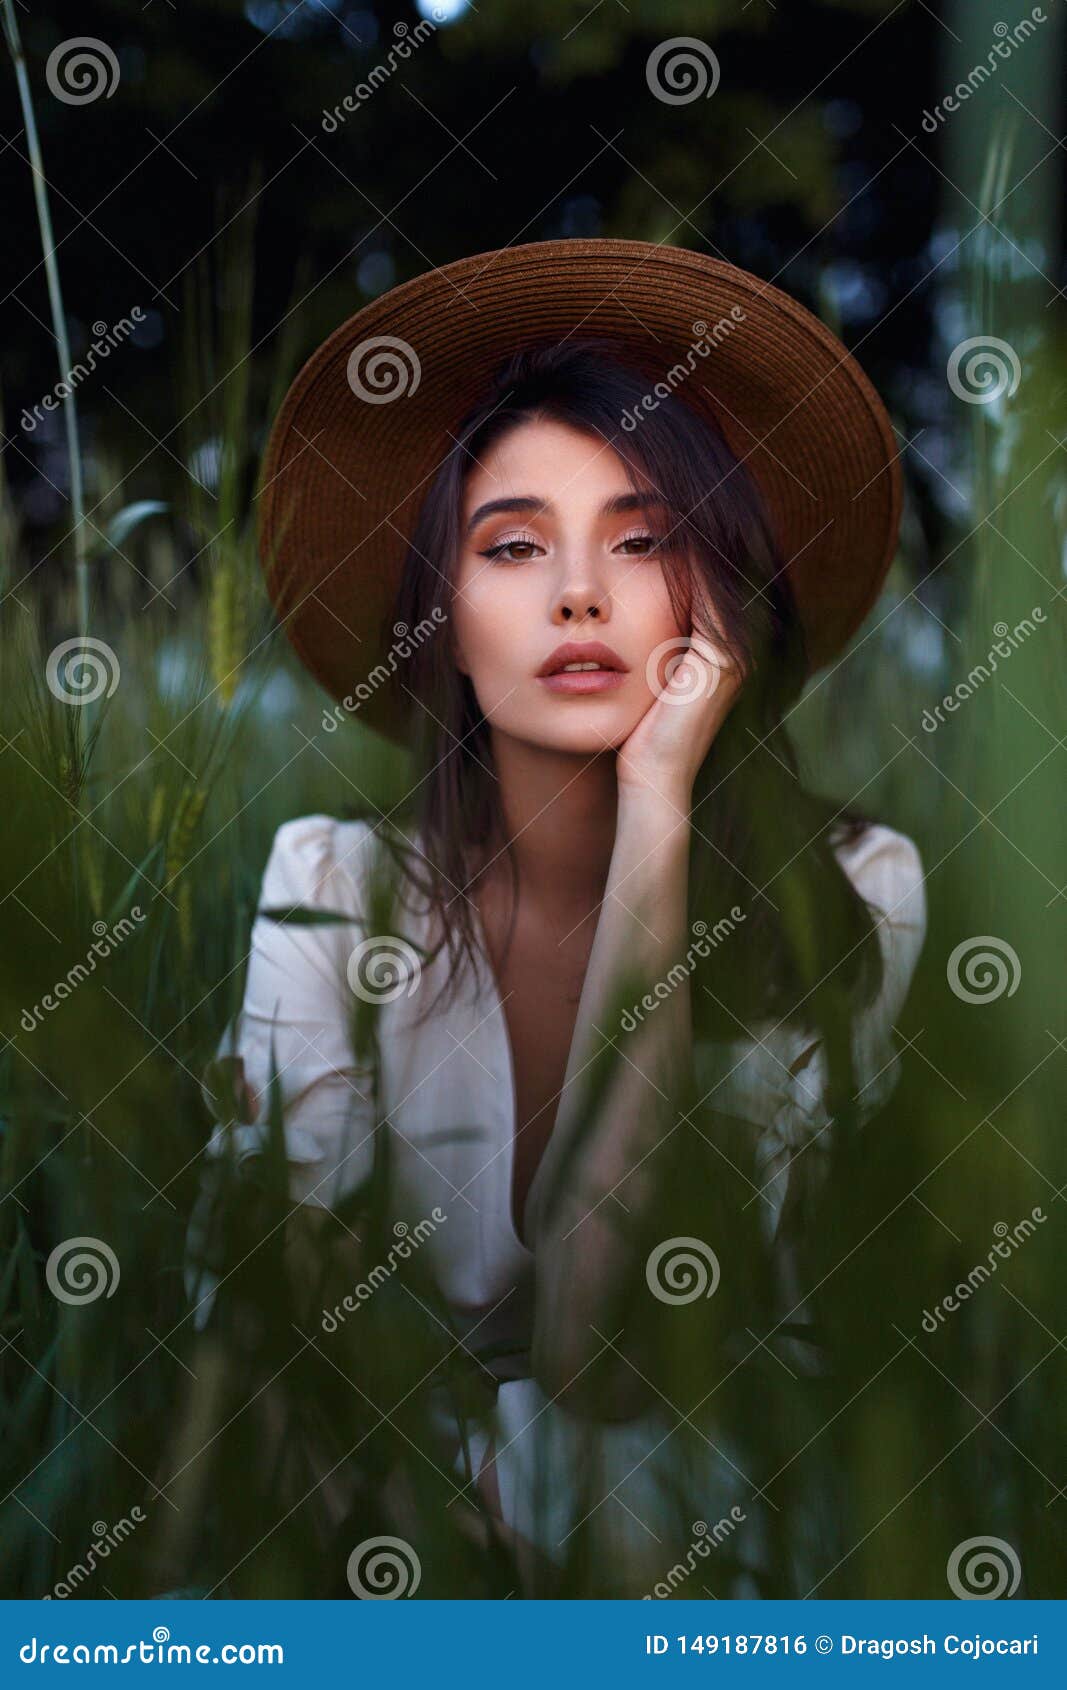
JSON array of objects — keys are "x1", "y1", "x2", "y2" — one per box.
[{"x1": 381, "y1": 337, "x2": 884, "y2": 1053}]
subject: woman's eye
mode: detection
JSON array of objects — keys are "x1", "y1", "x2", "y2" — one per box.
[
  {"x1": 477, "y1": 531, "x2": 659, "y2": 563},
  {"x1": 616, "y1": 532, "x2": 658, "y2": 556},
  {"x1": 479, "y1": 536, "x2": 541, "y2": 564}
]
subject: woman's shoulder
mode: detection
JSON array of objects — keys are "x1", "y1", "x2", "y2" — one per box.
[
  {"x1": 257, "y1": 812, "x2": 434, "y2": 924},
  {"x1": 258, "y1": 812, "x2": 383, "y2": 912},
  {"x1": 829, "y1": 819, "x2": 926, "y2": 933}
]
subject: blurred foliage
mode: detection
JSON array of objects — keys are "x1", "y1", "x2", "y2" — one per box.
[{"x1": 1, "y1": 0, "x2": 1066, "y2": 1604}]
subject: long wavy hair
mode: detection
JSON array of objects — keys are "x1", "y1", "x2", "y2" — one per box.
[{"x1": 380, "y1": 337, "x2": 885, "y2": 1064}]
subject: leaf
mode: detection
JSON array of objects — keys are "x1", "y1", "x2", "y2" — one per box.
[
  {"x1": 99, "y1": 841, "x2": 165, "y2": 931},
  {"x1": 257, "y1": 903, "x2": 370, "y2": 928},
  {"x1": 104, "y1": 500, "x2": 169, "y2": 552}
]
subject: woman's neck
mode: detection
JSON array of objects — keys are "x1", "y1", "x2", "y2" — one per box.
[{"x1": 481, "y1": 729, "x2": 619, "y2": 911}]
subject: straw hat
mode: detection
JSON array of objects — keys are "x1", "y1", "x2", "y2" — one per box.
[{"x1": 258, "y1": 237, "x2": 902, "y2": 742}]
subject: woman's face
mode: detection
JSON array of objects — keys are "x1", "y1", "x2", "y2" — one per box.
[{"x1": 451, "y1": 417, "x2": 690, "y2": 756}]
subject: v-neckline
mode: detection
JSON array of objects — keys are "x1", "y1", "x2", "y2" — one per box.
[{"x1": 469, "y1": 895, "x2": 535, "y2": 1261}]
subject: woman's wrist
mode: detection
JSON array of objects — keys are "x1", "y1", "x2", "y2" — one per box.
[
  {"x1": 607, "y1": 792, "x2": 692, "y2": 973},
  {"x1": 613, "y1": 781, "x2": 692, "y2": 862}
]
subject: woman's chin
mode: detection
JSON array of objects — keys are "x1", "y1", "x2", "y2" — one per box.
[{"x1": 521, "y1": 706, "x2": 645, "y2": 757}]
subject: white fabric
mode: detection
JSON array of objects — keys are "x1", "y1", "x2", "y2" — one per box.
[{"x1": 184, "y1": 812, "x2": 926, "y2": 1580}]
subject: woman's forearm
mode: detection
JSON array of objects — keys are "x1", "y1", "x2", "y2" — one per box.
[{"x1": 526, "y1": 794, "x2": 693, "y2": 1416}]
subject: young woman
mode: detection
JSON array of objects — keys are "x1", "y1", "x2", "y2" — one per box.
[{"x1": 185, "y1": 240, "x2": 927, "y2": 1597}]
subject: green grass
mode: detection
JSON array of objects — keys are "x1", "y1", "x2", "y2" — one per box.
[{"x1": 1, "y1": 128, "x2": 1066, "y2": 1598}]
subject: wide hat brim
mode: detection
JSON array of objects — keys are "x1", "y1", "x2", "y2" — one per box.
[{"x1": 258, "y1": 237, "x2": 902, "y2": 744}]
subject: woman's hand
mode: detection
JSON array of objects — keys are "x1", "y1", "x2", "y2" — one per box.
[{"x1": 616, "y1": 624, "x2": 745, "y2": 810}]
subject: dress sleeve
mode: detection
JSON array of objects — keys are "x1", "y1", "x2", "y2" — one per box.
[
  {"x1": 184, "y1": 814, "x2": 381, "y2": 1324},
  {"x1": 694, "y1": 824, "x2": 927, "y2": 1240}
]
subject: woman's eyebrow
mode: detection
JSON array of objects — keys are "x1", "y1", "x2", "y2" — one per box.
[
  {"x1": 464, "y1": 490, "x2": 666, "y2": 537},
  {"x1": 602, "y1": 491, "x2": 667, "y2": 518},
  {"x1": 465, "y1": 496, "x2": 544, "y2": 536}
]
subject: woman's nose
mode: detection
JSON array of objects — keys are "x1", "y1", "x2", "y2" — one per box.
[
  {"x1": 549, "y1": 555, "x2": 610, "y2": 625},
  {"x1": 557, "y1": 596, "x2": 604, "y2": 622}
]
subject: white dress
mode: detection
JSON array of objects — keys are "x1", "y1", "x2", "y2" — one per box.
[{"x1": 184, "y1": 813, "x2": 926, "y2": 1590}]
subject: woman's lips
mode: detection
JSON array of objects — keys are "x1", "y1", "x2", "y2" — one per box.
[{"x1": 537, "y1": 668, "x2": 628, "y2": 694}]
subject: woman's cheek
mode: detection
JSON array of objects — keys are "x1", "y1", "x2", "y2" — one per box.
[
  {"x1": 454, "y1": 612, "x2": 522, "y2": 716},
  {"x1": 626, "y1": 581, "x2": 688, "y2": 681},
  {"x1": 450, "y1": 573, "x2": 496, "y2": 679},
  {"x1": 459, "y1": 575, "x2": 537, "y2": 683}
]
